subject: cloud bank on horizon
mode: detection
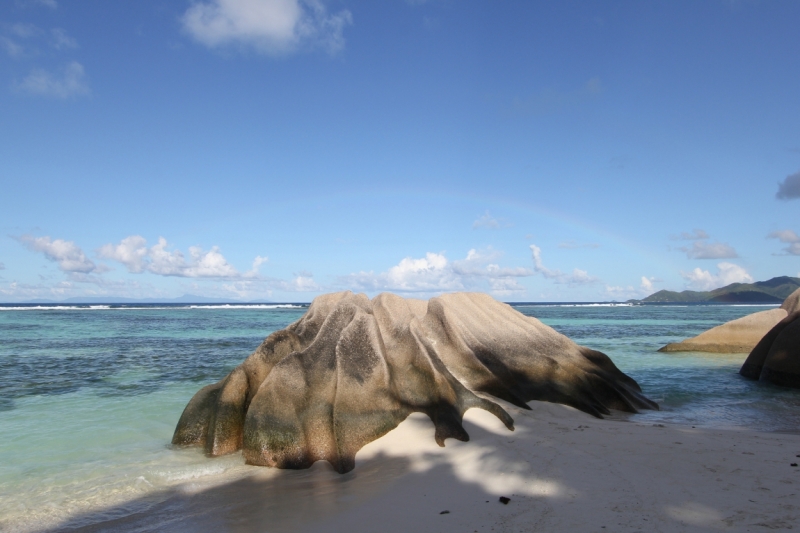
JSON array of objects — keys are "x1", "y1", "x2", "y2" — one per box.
[{"x1": 0, "y1": 0, "x2": 798, "y2": 302}]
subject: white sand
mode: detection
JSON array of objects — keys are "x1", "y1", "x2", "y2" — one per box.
[{"x1": 62, "y1": 402, "x2": 800, "y2": 533}]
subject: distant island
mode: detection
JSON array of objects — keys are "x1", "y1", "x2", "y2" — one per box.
[{"x1": 635, "y1": 276, "x2": 800, "y2": 304}]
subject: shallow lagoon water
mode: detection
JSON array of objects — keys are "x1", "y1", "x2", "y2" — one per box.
[{"x1": 1, "y1": 302, "x2": 798, "y2": 531}]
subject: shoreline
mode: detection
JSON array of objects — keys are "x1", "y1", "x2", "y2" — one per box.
[{"x1": 41, "y1": 401, "x2": 800, "y2": 533}]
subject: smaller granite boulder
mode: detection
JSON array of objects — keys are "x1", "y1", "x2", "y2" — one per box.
[
  {"x1": 659, "y1": 287, "x2": 800, "y2": 354},
  {"x1": 659, "y1": 308, "x2": 787, "y2": 353}
]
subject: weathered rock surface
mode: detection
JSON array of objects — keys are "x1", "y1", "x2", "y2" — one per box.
[
  {"x1": 740, "y1": 305, "x2": 800, "y2": 388},
  {"x1": 659, "y1": 287, "x2": 800, "y2": 354},
  {"x1": 172, "y1": 291, "x2": 657, "y2": 473},
  {"x1": 659, "y1": 308, "x2": 788, "y2": 353},
  {"x1": 781, "y1": 287, "x2": 800, "y2": 315}
]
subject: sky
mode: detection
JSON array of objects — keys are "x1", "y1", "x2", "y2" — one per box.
[{"x1": 1, "y1": 0, "x2": 799, "y2": 303}]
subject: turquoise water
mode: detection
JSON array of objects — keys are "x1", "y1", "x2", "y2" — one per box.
[{"x1": 1, "y1": 303, "x2": 799, "y2": 531}]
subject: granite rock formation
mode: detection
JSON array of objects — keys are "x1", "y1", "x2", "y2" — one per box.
[
  {"x1": 659, "y1": 308, "x2": 788, "y2": 353},
  {"x1": 740, "y1": 288, "x2": 800, "y2": 387},
  {"x1": 173, "y1": 291, "x2": 658, "y2": 473},
  {"x1": 659, "y1": 288, "x2": 800, "y2": 353}
]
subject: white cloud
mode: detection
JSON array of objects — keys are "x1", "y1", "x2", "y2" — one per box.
[
  {"x1": 16, "y1": 61, "x2": 89, "y2": 98},
  {"x1": 97, "y1": 235, "x2": 149, "y2": 273},
  {"x1": 182, "y1": 0, "x2": 353, "y2": 55},
  {"x1": 529, "y1": 245, "x2": 598, "y2": 285},
  {"x1": 251, "y1": 255, "x2": 269, "y2": 271},
  {"x1": 767, "y1": 229, "x2": 800, "y2": 255},
  {"x1": 776, "y1": 170, "x2": 800, "y2": 200},
  {"x1": 51, "y1": 28, "x2": 77, "y2": 49},
  {"x1": 1, "y1": 24, "x2": 76, "y2": 58},
  {"x1": 669, "y1": 229, "x2": 738, "y2": 259},
  {"x1": 487, "y1": 277, "x2": 526, "y2": 295},
  {"x1": 219, "y1": 271, "x2": 319, "y2": 299},
  {"x1": 346, "y1": 252, "x2": 457, "y2": 292},
  {"x1": 98, "y1": 236, "x2": 260, "y2": 279},
  {"x1": 341, "y1": 248, "x2": 532, "y2": 295},
  {"x1": 681, "y1": 262, "x2": 753, "y2": 291},
  {"x1": 680, "y1": 240, "x2": 739, "y2": 259},
  {"x1": 146, "y1": 238, "x2": 237, "y2": 278},
  {"x1": 20, "y1": 235, "x2": 98, "y2": 273},
  {"x1": 1, "y1": 36, "x2": 24, "y2": 58},
  {"x1": 640, "y1": 276, "x2": 655, "y2": 293},
  {"x1": 282, "y1": 274, "x2": 319, "y2": 292},
  {"x1": 604, "y1": 276, "x2": 660, "y2": 301},
  {"x1": 0, "y1": 24, "x2": 40, "y2": 58},
  {"x1": 472, "y1": 211, "x2": 511, "y2": 230},
  {"x1": 671, "y1": 228, "x2": 709, "y2": 241}
]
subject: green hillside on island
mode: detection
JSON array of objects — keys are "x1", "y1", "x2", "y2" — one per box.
[{"x1": 639, "y1": 276, "x2": 800, "y2": 304}]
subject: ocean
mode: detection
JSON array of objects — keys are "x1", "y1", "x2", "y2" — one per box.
[{"x1": 1, "y1": 302, "x2": 799, "y2": 532}]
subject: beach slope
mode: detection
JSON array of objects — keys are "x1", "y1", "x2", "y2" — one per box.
[{"x1": 54, "y1": 401, "x2": 800, "y2": 533}]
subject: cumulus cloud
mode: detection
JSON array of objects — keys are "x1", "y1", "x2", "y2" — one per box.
[
  {"x1": 640, "y1": 276, "x2": 656, "y2": 294},
  {"x1": 681, "y1": 262, "x2": 753, "y2": 291},
  {"x1": 344, "y1": 252, "x2": 457, "y2": 293},
  {"x1": 529, "y1": 245, "x2": 599, "y2": 286},
  {"x1": 97, "y1": 235, "x2": 148, "y2": 273},
  {"x1": 252, "y1": 255, "x2": 269, "y2": 271},
  {"x1": 19, "y1": 235, "x2": 98, "y2": 273},
  {"x1": 776, "y1": 171, "x2": 800, "y2": 200},
  {"x1": 340, "y1": 249, "x2": 532, "y2": 295},
  {"x1": 767, "y1": 229, "x2": 800, "y2": 255},
  {"x1": 182, "y1": 0, "x2": 353, "y2": 55},
  {"x1": 680, "y1": 240, "x2": 738, "y2": 259},
  {"x1": 16, "y1": 61, "x2": 89, "y2": 98},
  {"x1": 98, "y1": 236, "x2": 262, "y2": 279}
]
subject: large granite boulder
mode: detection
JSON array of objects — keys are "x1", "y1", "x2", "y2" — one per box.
[
  {"x1": 173, "y1": 291, "x2": 657, "y2": 473},
  {"x1": 782, "y1": 287, "x2": 800, "y2": 315},
  {"x1": 740, "y1": 310, "x2": 800, "y2": 387}
]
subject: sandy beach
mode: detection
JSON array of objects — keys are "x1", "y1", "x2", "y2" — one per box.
[{"x1": 50, "y1": 399, "x2": 800, "y2": 533}]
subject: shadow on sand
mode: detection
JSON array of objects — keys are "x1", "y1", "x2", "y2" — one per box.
[{"x1": 43, "y1": 409, "x2": 743, "y2": 533}]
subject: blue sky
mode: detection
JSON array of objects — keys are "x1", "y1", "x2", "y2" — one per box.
[{"x1": 1, "y1": 0, "x2": 798, "y2": 302}]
